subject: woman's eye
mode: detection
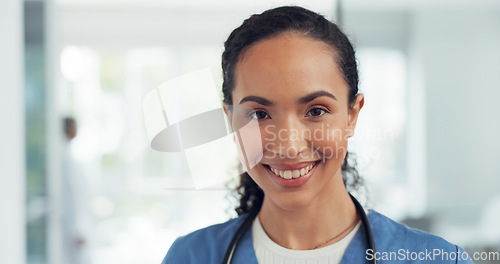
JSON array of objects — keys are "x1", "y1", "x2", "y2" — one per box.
[
  {"x1": 249, "y1": 110, "x2": 270, "y2": 120},
  {"x1": 306, "y1": 107, "x2": 328, "y2": 117}
]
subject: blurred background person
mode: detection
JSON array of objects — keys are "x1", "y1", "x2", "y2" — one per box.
[{"x1": 61, "y1": 117, "x2": 92, "y2": 264}]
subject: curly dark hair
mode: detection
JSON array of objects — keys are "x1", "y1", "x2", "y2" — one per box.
[{"x1": 222, "y1": 6, "x2": 363, "y2": 216}]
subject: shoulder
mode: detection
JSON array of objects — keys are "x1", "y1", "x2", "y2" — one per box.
[
  {"x1": 368, "y1": 210, "x2": 473, "y2": 263},
  {"x1": 161, "y1": 215, "x2": 246, "y2": 264},
  {"x1": 368, "y1": 210, "x2": 454, "y2": 248}
]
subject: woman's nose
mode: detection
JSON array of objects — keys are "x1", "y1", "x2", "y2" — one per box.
[{"x1": 267, "y1": 117, "x2": 309, "y2": 158}]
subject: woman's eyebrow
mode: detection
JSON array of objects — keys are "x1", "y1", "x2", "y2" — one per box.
[
  {"x1": 297, "y1": 90, "x2": 337, "y2": 104},
  {"x1": 238, "y1": 96, "x2": 274, "y2": 106},
  {"x1": 238, "y1": 91, "x2": 336, "y2": 106}
]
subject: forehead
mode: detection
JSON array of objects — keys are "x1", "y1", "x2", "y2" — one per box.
[{"x1": 232, "y1": 33, "x2": 348, "y2": 104}]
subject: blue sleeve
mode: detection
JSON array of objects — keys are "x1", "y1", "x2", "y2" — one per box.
[
  {"x1": 161, "y1": 236, "x2": 192, "y2": 264},
  {"x1": 366, "y1": 211, "x2": 476, "y2": 264},
  {"x1": 160, "y1": 216, "x2": 245, "y2": 264}
]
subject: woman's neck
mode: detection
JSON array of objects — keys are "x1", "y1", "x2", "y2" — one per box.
[{"x1": 257, "y1": 173, "x2": 358, "y2": 250}]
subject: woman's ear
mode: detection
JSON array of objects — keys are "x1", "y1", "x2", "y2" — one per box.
[
  {"x1": 223, "y1": 103, "x2": 239, "y2": 143},
  {"x1": 223, "y1": 102, "x2": 232, "y2": 121},
  {"x1": 223, "y1": 102, "x2": 235, "y2": 135},
  {"x1": 346, "y1": 93, "x2": 364, "y2": 138}
]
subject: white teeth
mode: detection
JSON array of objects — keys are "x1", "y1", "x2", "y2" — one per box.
[{"x1": 269, "y1": 162, "x2": 316, "y2": 180}]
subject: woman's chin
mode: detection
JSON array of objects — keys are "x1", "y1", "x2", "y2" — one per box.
[{"x1": 267, "y1": 192, "x2": 314, "y2": 211}]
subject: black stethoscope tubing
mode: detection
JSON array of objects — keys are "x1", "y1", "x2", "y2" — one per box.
[
  {"x1": 350, "y1": 193, "x2": 377, "y2": 264},
  {"x1": 222, "y1": 193, "x2": 377, "y2": 264}
]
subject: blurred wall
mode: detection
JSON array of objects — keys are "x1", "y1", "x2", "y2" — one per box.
[
  {"x1": 0, "y1": 0, "x2": 26, "y2": 263},
  {"x1": 345, "y1": 7, "x2": 500, "y2": 238},
  {"x1": 414, "y1": 10, "x2": 500, "y2": 224}
]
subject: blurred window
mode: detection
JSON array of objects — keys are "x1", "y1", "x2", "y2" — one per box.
[{"x1": 25, "y1": 1, "x2": 49, "y2": 263}]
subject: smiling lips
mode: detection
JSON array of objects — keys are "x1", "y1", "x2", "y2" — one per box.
[{"x1": 265, "y1": 161, "x2": 318, "y2": 180}]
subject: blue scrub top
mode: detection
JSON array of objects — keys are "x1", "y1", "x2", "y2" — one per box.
[{"x1": 162, "y1": 210, "x2": 474, "y2": 263}]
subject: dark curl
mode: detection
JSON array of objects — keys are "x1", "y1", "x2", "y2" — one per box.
[{"x1": 222, "y1": 6, "x2": 363, "y2": 216}]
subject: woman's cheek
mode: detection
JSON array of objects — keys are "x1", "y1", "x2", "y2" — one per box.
[
  {"x1": 310, "y1": 123, "x2": 349, "y2": 162},
  {"x1": 233, "y1": 118, "x2": 264, "y2": 171}
]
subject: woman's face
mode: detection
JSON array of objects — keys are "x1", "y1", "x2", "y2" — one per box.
[{"x1": 226, "y1": 33, "x2": 364, "y2": 210}]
